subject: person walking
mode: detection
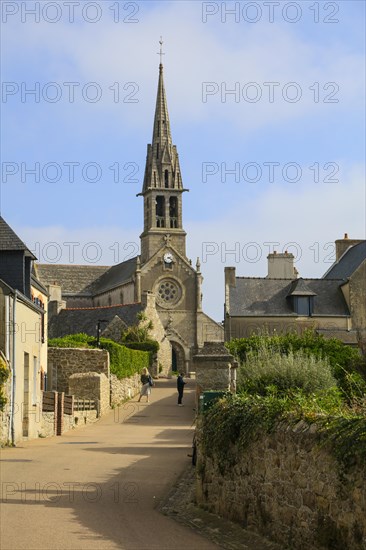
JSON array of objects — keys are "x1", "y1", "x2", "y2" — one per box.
[
  {"x1": 177, "y1": 372, "x2": 186, "y2": 406},
  {"x1": 138, "y1": 367, "x2": 153, "y2": 403}
]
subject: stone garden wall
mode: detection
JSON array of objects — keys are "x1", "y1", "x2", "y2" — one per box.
[
  {"x1": 196, "y1": 422, "x2": 366, "y2": 550},
  {"x1": 48, "y1": 348, "x2": 109, "y2": 394},
  {"x1": 69, "y1": 372, "x2": 110, "y2": 416},
  {"x1": 40, "y1": 412, "x2": 56, "y2": 438},
  {"x1": 110, "y1": 373, "x2": 141, "y2": 406}
]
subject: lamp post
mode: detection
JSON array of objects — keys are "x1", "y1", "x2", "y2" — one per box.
[{"x1": 96, "y1": 320, "x2": 108, "y2": 347}]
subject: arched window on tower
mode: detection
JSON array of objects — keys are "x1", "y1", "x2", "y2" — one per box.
[
  {"x1": 153, "y1": 172, "x2": 156, "y2": 187},
  {"x1": 145, "y1": 197, "x2": 150, "y2": 228},
  {"x1": 164, "y1": 170, "x2": 169, "y2": 188},
  {"x1": 156, "y1": 144, "x2": 159, "y2": 159},
  {"x1": 169, "y1": 197, "x2": 178, "y2": 228},
  {"x1": 156, "y1": 196, "x2": 165, "y2": 227}
]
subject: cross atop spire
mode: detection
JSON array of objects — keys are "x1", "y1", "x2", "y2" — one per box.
[{"x1": 157, "y1": 36, "x2": 165, "y2": 67}]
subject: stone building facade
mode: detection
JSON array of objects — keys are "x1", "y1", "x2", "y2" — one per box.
[
  {"x1": 36, "y1": 61, "x2": 223, "y2": 374},
  {"x1": 225, "y1": 236, "x2": 366, "y2": 347}
]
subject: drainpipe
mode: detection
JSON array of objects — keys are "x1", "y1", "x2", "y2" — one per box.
[{"x1": 9, "y1": 290, "x2": 17, "y2": 445}]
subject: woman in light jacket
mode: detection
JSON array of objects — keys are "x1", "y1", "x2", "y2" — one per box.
[{"x1": 138, "y1": 367, "x2": 152, "y2": 403}]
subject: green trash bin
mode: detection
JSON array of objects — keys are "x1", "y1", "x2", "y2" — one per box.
[{"x1": 200, "y1": 391, "x2": 227, "y2": 412}]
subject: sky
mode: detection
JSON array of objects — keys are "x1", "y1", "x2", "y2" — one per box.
[{"x1": 1, "y1": 0, "x2": 365, "y2": 321}]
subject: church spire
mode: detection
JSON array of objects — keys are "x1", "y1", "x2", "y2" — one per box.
[
  {"x1": 151, "y1": 56, "x2": 173, "y2": 150},
  {"x1": 141, "y1": 43, "x2": 184, "y2": 195},
  {"x1": 139, "y1": 44, "x2": 187, "y2": 264}
]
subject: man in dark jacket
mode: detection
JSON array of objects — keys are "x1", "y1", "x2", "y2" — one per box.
[{"x1": 177, "y1": 373, "x2": 186, "y2": 406}]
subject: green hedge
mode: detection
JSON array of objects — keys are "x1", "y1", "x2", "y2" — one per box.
[
  {"x1": 49, "y1": 334, "x2": 149, "y2": 380},
  {"x1": 98, "y1": 338, "x2": 149, "y2": 379},
  {"x1": 48, "y1": 333, "x2": 91, "y2": 348},
  {"x1": 123, "y1": 340, "x2": 159, "y2": 354}
]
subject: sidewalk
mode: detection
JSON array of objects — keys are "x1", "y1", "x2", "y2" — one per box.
[{"x1": 0, "y1": 379, "x2": 218, "y2": 550}]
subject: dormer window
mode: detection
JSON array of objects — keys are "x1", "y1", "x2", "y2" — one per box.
[
  {"x1": 286, "y1": 278, "x2": 316, "y2": 317},
  {"x1": 293, "y1": 296, "x2": 313, "y2": 316}
]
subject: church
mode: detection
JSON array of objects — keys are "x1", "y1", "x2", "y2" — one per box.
[{"x1": 36, "y1": 59, "x2": 224, "y2": 375}]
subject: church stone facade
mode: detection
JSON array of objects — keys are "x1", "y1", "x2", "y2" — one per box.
[{"x1": 37, "y1": 61, "x2": 223, "y2": 375}]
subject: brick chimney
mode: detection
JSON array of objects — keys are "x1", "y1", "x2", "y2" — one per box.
[
  {"x1": 335, "y1": 233, "x2": 364, "y2": 261},
  {"x1": 267, "y1": 251, "x2": 296, "y2": 279}
]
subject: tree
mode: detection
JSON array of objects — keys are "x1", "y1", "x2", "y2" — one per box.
[{"x1": 121, "y1": 312, "x2": 154, "y2": 343}]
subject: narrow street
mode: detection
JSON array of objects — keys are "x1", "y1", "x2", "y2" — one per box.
[{"x1": 0, "y1": 379, "x2": 218, "y2": 550}]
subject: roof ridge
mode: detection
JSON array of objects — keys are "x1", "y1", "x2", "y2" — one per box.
[
  {"x1": 235, "y1": 276, "x2": 345, "y2": 281},
  {"x1": 37, "y1": 263, "x2": 110, "y2": 269}
]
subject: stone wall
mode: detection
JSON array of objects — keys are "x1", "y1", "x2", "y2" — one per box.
[
  {"x1": 40, "y1": 412, "x2": 56, "y2": 438},
  {"x1": 110, "y1": 373, "x2": 140, "y2": 406},
  {"x1": 196, "y1": 422, "x2": 366, "y2": 550},
  {"x1": 40, "y1": 409, "x2": 98, "y2": 437},
  {"x1": 193, "y1": 342, "x2": 237, "y2": 406},
  {"x1": 0, "y1": 375, "x2": 11, "y2": 445},
  {"x1": 69, "y1": 372, "x2": 110, "y2": 416},
  {"x1": 48, "y1": 348, "x2": 109, "y2": 394},
  {"x1": 349, "y1": 261, "x2": 366, "y2": 345}
]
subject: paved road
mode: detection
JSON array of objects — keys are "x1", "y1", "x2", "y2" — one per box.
[{"x1": 0, "y1": 379, "x2": 218, "y2": 550}]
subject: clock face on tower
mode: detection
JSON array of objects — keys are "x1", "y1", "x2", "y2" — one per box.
[{"x1": 163, "y1": 252, "x2": 174, "y2": 264}]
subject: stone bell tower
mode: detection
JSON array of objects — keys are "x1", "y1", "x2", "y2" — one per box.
[
  {"x1": 139, "y1": 55, "x2": 188, "y2": 264},
  {"x1": 137, "y1": 44, "x2": 224, "y2": 374}
]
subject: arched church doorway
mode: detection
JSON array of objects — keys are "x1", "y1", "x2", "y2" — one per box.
[
  {"x1": 172, "y1": 348, "x2": 178, "y2": 372},
  {"x1": 170, "y1": 341, "x2": 186, "y2": 374}
]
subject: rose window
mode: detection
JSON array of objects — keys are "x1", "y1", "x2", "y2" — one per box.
[{"x1": 156, "y1": 279, "x2": 182, "y2": 307}]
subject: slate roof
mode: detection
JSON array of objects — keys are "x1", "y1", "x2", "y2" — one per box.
[
  {"x1": 48, "y1": 303, "x2": 143, "y2": 339},
  {"x1": 0, "y1": 216, "x2": 35, "y2": 258},
  {"x1": 323, "y1": 241, "x2": 366, "y2": 280},
  {"x1": 31, "y1": 274, "x2": 49, "y2": 296},
  {"x1": 36, "y1": 264, "x2": 110, "y2": 295},
  {"x1": 37, "y1": 257, "x2": 138, "y2": 297},
  {"x1": 228, "y1": 278, "x2": 350, "y2": 317},
  {"x1": 93, "y1": 257, "x2": 138, "y2": 295}
]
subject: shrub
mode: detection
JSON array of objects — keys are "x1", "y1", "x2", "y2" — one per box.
[
  {"x1": 237, "y1": 342, "x2": 336, "y2": 396},
  {"x1": 227, "y1": 330, "x2": 360, "y2": 371},
  {"x1": 227, "y1": 330, "x2": 363, "y2": 401},
  {"x1": 48, "y1": 333, "x2": 91, "y2": 348},
  {"x1": 121, "y1": 311, "x2": 154, "y2": 342},
  {"x1": 0, "y1": 355, "x2": 10, "y2": 412}
]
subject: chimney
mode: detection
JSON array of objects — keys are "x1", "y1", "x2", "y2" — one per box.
[
  {"x1": 224, "y1": 267, "x2": 236, "y2": 318},
  {"x1": 335, "y1": 234, "x2": 363, "y2": 260},
  {"x1": 267, "y1": 251, "x2": 295, "y2": 279},
  {"x1": 225, "y1": 267, "x2": 236, "y2": 287},
  {"x1": 141, "y1": 290, "x2": 155, "y2": 309}
]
